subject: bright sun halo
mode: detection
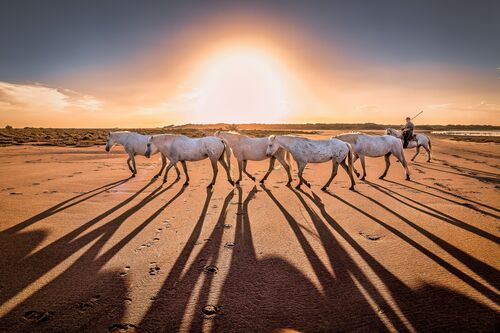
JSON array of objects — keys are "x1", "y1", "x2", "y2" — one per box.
[{"x1": 193, "y1": 47, "x2": 289, "y2": 123}]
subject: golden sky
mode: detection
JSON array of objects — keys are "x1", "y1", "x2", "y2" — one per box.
[{"x1": 1, "y1": 6, "x2": 499, "y2": 127}]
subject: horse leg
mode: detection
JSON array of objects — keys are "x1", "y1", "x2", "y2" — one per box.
[
  {"x1": 131, "y1": 154, "x2": 137, "y2": 176},
  {"x1": 423, "y1": 144, "x2": 431, "y2": 162},
  {"x1": 126, "y1": 157, "x2": 134, "y2": 175},
  {"x1": 411, "y1": 145, "x2": 421, "y2": 161},
  {"x1": 359, "y1": 156, "x2": 367, "y2": 180},
  {"x1": 322, "y1": 160, "x2": 338, "y2": 191},
  {"x1": 296, "y1": 161, "x2": 310, "y2": 189},
  {"x1": 379, "y1": 153, "x2": 391, "y2": 179},
  {"x1": 162, "y1": 161, "x2": 176, "y2": 184},
  {"x1": 242, "y1": 160, "x2": 255, "y2": 181},
  {"x1": 352, "y1": 154, "x2": 361, "y2": 178},
  {"x1": 340, "y1": 159, "x2": 356, "y2": 191},
  {"x1": 260, "y1": 156, "x2": 276, "y2": 184},
  {"x1": 394, "y1": 150, "x2": 411, "y2": 180},
  {"x1": 218, "y1": 153, "x2": 234, "y2": 186},
  {"x1": 208, "y1": 158, "x2": 218, "y2": 188},
  {"x1": 235, "y1": 159, "x2": 243, "y2": 185},
  {"x1": 181, "y1": 161, "x2": 189, "y2": 186},
  {"x1": 174, "y1": 163, "x2": 181, "y2": 180},
  {"x1": 154, "y1": 154, "x2": 167, "y2": 178}
]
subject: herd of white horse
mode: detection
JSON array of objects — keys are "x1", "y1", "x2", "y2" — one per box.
[{"x1": 105, "y1": 129, "x2": 432, "y2": 191}]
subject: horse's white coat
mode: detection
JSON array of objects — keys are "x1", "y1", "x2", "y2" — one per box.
[
  {"x1": 335, "y1": 133, "x2": 410, "y2": 180},
  {"x1": 385, "y1": 128, "x2": 432, "y2": 162},
  {"x1": 215, "y1": 131, "x2": 293, "y2": 184},
  {"x1": 105, "y1": 131, "x2": 175, "y2": 177},
  {"x1": 266, "y1": 135, "x2": 355, "y2": 190},
  {"x1": 146, "y1": 134, "x2": 233, "y2": 187}
]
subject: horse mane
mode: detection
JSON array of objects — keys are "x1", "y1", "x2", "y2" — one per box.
[{"x1": 335, "y1": 132, "x2": 362, "y2": 144}]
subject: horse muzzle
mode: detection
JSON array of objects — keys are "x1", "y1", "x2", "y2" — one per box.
[
  {"x1": 105, "y1": 146, "x2": 110, "y2": 152},
  {"x1": 145, "y1": 151, "x2": 151, "y2": 158}
]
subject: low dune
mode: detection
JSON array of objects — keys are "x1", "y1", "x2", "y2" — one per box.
[{"x1": 0, "y1": 131, "x2": 498, "y2": 332}]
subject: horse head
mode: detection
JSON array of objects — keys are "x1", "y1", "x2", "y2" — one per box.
[{"x1": 266, "y1": 135, "x2": 279, "y2": 157}]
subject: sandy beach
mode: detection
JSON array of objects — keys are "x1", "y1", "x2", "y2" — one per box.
[{"x1": 0, "y1": 132, "x2": 498, "y2": 332}]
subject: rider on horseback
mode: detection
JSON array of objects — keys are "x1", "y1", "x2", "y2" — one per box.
[{"x1": 401, "y1": 117, "x2": 414, "y2": 148}]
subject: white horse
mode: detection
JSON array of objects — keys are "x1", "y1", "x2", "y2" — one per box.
[
  {"x1": 266, "y1": 135, "x2": 355, "y2": 191},
  {"x1": 385, "y1": 128, "x2": 432, "y2": 162},
  {"x1": 105, "y1": 131, "x2": 179, "y2": 178},
  {"x1": 215, "y1": 131, "x2": 293, "y2": 185},
  {"x1": 145, "y1": 134, "x2": 234, "y2": 188},
  {"x1": 335, "y1": 133, "x2": 410, "y2": 181}
]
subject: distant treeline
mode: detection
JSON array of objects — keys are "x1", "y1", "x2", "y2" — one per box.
[{"x1": 175, "y1": 123, "x2": 500, "y2": 131}]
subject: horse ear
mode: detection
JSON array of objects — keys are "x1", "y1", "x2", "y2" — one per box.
[{"x1": 269, "y1": 135, "x2": 276, "y2": 140}]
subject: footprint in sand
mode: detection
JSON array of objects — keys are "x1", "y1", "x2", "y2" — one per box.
[
  {"x1": 202, "y1": 305, "x2": 223, "y2": 319},
  {"x1": 119, "y1": 266, "x2": 131, "y2": 277},
  {"x1": 108, "y1": 323, "x2": 138, "y2": 332},
  {"x1": 1, "y1": 187, "x2": 14, "y2": 191},
  {"x1": 359, "y1": 232, "x2": 382, "y2": 241},
  {"x1": 76, "y1": 295, "x2": 100, "y2": 313},
  {"x1": 32, "y1": 182, "x2": 40, "y2": 185},
  {"x1": 22, "y1": 310, "x2": 54, "y2": 323},
  {"x1": 9, "y1": 192, "x2": 22, "y2": 195},
  {"x1": 149, "y1": 263, "x2": 160, "y2": 276},
  {"x1": 224, "y1": 242, "x2": 236, "y2": 249},
  {"x1": 204, "y1": 265, "x2": 218, "y2": 274}
]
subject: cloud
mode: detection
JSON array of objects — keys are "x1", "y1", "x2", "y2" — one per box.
[
  {"x1": 0, "y1": 81, "x2": 102, "y2": 113},
  {"x1": 426, "y1": 101, "x2": 500, "y2": 113}
]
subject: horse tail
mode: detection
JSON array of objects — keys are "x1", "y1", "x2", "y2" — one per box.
[{"x1": 220, "y1": 138, "x2": 232, "y2": 177}]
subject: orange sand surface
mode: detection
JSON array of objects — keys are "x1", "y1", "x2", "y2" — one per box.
[{"x1": 0, "y1": 133, "x2": 498, "y2": 332}]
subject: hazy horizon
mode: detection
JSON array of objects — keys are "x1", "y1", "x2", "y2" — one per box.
[{"x1": 1, "y1": 1, "x2": 499, "y2": 127}]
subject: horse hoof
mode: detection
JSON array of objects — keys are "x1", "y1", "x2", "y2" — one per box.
[
  {"x1": 207, "y1": 184, "x2": 213, "y2": 189},
  {"x1": 406, "y1": 176, "x2": 411, "y2": 181},
  {"x1": 229, "y1": 181, "x2": 235, "y2": 186},
  {"x1": 259, "y1": 179, "x2": 265, "y2": 184},
  {"x1": 183, "y1": 182, "x2": 189, "y2": 186},
  {"x1": 379, "y1": 176, "x2": 384, "y2": 180},
  {"x1": 131, "y1": 174, "x2": 136, "y2": 178},
  {"x1": 251, "y1": 177, "x2": 256, "y2": 181},
  {"x1": 360, "y1": 177, "x2": 365, "y2": 181},
  {"x1": 321, "y1": 187, "x2": 327, "y2": 192},
  {"x1": 349, "y1": 186, "x2": 355, "y2": 191},
  {"x1": 306, "y1": 183, "x2": 311, "y2": 188},
  {"x1": 295, "y1": 185, "x2": 301, "y2": 190}
]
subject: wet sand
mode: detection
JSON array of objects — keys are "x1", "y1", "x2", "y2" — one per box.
[{"x1": 0, "y1": 133, "x2": 498, "y2": 332}]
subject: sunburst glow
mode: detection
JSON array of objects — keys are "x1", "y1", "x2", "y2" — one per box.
[{"x1": 192, "y1": 47, "x2": 289, "y2": 123}]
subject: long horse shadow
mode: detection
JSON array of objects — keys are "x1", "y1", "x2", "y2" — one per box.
[
  {"x1": 412, "y1": 162, "x2": 500, "y2": 185},
  {"x1": 262, "y1": 185, "x2": 398, "y2": 331},
  {"x1": 390, "y1": 179, "x2": 500, "y2": 215},
  {"x1": 323, "y1": 190, "x2": 500, "y2": 305},
  {"x1": 366, "y1": 181, "x2": 500, "y2": 242},
  {"x1": 1, "y1": 177, "x2": 132, "y2": 234},
  {"x1": 362, "y1": 181, "x2": 500, "y2": 288},
  {"x1": 0, "y1": 178, "x2": 179, "y2": 318},
  {"x1": 0, "y1": 180, "x2": 186, "y2": 332},
  {"x1": 139, "y1": 187, "x2": 226, "y2": 332},
  {"x1": 300, "y1": 189, "x2": 498, "y2": 331}
]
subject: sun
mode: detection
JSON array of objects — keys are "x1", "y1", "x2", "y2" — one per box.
[{"x1": 192, "y1": 47, "x2": 289, "y2": 123}]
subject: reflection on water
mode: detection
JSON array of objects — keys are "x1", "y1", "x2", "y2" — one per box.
[{"x1": 431, "y1": 131, "x2": 500, "y2": 137}]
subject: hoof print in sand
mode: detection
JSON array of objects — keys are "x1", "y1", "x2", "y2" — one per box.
[
  {"x1": 359, "y1": 232, "x2": 382, "y2": 241},
  {"x1": 224, "y1": 242, "x2": 236, "y2": 249},
  {"x1": 202, "y1": 305, "x2": 223, "y2": 319},
  {"x1": 204, "y1": 265, "x2": 218, "y2": 274},
  {"x1": 22, "y1": 310, "x2": 54, "y2": 323},
  {"x1": 76, "y1": 295, "x2": 101, "y2": 312},
  {"x1": 108, "y1": 323, "x2": 138, "y2": 332},
  {"x1": 149, "y1": 263, "x2": 160, "y2": 276}
]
